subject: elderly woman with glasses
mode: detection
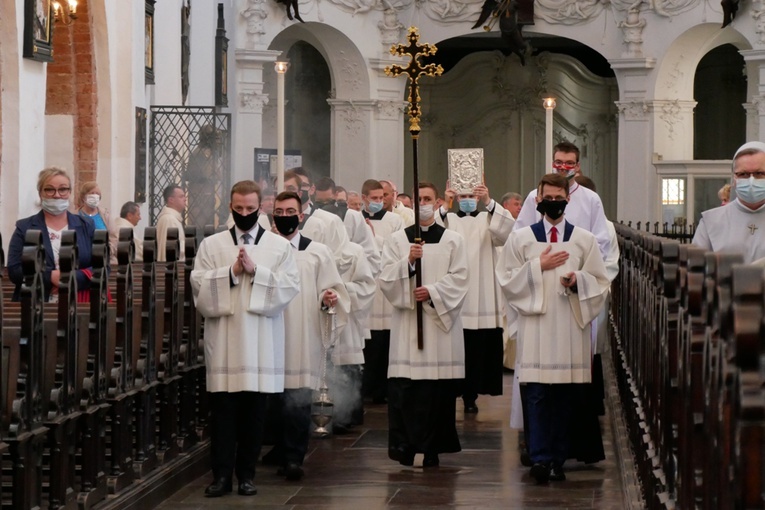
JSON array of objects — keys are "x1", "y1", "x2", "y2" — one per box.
[{"x1": 7, "y1": 167, "x2": 96, "y2": 302}]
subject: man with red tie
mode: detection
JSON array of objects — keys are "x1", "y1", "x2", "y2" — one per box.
[{"x1": 495, "y1": 173, "x2": 610, "y2": 484}]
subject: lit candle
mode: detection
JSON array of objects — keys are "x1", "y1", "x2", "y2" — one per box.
[
  {"x1": 275, "y1": 61, "x2": 289, "y2": 192},
  {"x1": 543, "y1": 98, "x2": 556, "y2": 175}
]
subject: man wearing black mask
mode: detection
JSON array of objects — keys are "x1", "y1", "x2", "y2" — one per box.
[
  {"x1": 191, "y1": 180, "x2": 300, "y2": 498},
  {"x1": 496, "y1": 173, "x2": 610, "y2": 484}
]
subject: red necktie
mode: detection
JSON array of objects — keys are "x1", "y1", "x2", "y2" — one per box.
[{"x1": 550, "y1": 227, "x2": 558, "y2": 243}]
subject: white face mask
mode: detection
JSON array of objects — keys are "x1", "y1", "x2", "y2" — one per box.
[
  {"x1": 41, "y1": 198, "x2": 70, "y2": 216},
  {"x1": 85, "y1": 194, "x2": 101, "y2": 208},
  {"x1": 419, "y1": 204, "x2": 435, "y2": 221}
]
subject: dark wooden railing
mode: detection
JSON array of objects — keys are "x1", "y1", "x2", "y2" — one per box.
[
  {"x1": 610, "y1": 223, "x2": 765, "y2": 508},
  {"x1": 0, "y1": 226, "x2": 208, "y2": 510},
  {"x1": 620, "y1": 220, "x2": 697, "y2": 243}
]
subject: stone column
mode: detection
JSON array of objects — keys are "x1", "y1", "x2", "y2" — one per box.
[
  {"x1": 327, "y1": 99, "x2": 376, "y2": 192},
  {"x1": 233, "y1": 49, "x2": 281, "y2": 183},
  {"x1": 611, "y1": 58, "x2": 658, "y2": 222},
  {"x1": 369, "y1": 57, "x2": 408, "y2": 191},
  {"x1": 740, "y1": 50, "x2": 765, "y2": 140},
  {"x1": 648, "y1": 99, "x2": 697, "y2": 160}
]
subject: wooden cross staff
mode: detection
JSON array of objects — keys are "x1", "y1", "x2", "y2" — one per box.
[{"x1": 385, "y1": 27, "x2": 443, "y2": 350}]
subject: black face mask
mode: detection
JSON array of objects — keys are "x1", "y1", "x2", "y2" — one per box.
[
  {"x1": 273, "y1": 214, "x2": 300, "y2": 236},
  {"x1": 301, "y1": 190, "x2": 311, "y2": 204},
  {"x1": 536, "y1": 199, "x2": 567, "y2": 221},
  {"x1": 336, "y1": 200, "x2": 348, "y2": 210},
  {"x1": 232, "y1": 209, "x2": 260, "y2": 232},
  {"x1": 315, "y1": 199, "x2": 335, "y2": 210}
]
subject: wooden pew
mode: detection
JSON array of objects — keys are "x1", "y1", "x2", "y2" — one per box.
[
  {"x1": 177, "y1": 226, "x2": 200, "y2": 451},
  {"x1": 1, "y1": 231, "x2": 50, "y2": 510}
]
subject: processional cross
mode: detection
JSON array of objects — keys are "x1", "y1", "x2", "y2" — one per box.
[{"x1": 385, "y1": 27, "x2": 443, "y2": 350}]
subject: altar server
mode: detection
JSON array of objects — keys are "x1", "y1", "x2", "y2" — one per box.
[
  {"x1": 191, "y1": 180, "x2": 300, "y2": 497},
  {"x1": 380, "y1": 182, "x2": 469, "y2": 468},
  {"x1": 439, "y1": 182, "x2": 515, "y2": 412},
  {"x1": 361, "y1": 179, "x2": 405, "y2": 404},
  {"x1": 496, "y1": 173, "x2": 609, "y2": 483},
  {"x1": 263, "y1": 191, "x2": 349, "y2": 481}
]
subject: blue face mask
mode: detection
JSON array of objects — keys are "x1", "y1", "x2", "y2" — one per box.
[
  {"x1": 735, "y1": 176, "x2": 765, "y2": 204},
  {"x1": 367, "y1": 201, "x2": 384, "y2": 214},
  {"x1": 459, "y1": 198, "x2": 478, "y2": 213}
]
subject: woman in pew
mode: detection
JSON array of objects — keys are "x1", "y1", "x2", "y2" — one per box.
[
  {"x1": 7, "y1": 167, "x2": 96, "y2": 302},
  {"x1": 76, "y1": 180, "x2": 111, "y2": 231}
]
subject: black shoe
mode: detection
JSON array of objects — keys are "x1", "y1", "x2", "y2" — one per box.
[
  {"x1": 204, "y1": 476, "x2": 232, "y2": 497},
  {"x1": 423, "y1": 454, "x2": 439, "y2": 468},
  {"x1": 372, "y1": 397, "x2": 387, "y2": 405},
  {"x1": 529, "y1": 463, "x2": 550, "y2": 484},
  {"x1": 549, "y1": 464, "x2": 566, "y2": 482},
  {"x1": 519, "y1": 441, "x2": 532, "y2": 467},
  {"x1": 464, "y1": 404, "x2": 479, "y2": 413},
  {"x1": 284, "y1": 462, "x2": 304, "y2": 481},
  {"x1": 238, "y1": 479, "x2": 258, "y2": 496}
]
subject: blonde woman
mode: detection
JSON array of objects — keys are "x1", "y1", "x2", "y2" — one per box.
[
  {"x1": 77, "y1": 181, "x2": 111, "y2": 230},
  {"x1": 7, "y1": 168, "x2": 96, "y2": 302}
]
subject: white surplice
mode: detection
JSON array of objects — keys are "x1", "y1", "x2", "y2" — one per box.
[
  {"x1": 332, "y1": 241, "x2": 376, "y2": 366},
  {"x1": 441, "y1": 201, "x2": 515, "y2": 329},
  {"x1": 365, "y1": 210, "x2": 405, "y2": 331},
  {"x1": 496, "y1": 223, "x2": 610, "y2": 384},
  {"x1": 393, "y1": 201, "x2": 415, "y2": 227},
  {"x1": 155, "y1": 206, "x2": 186, "y2": 262},
  {"x1": 283, "y1": 236, "x2": 350, "y2": 390},
  {"x1": 513, "y1": 182, "x2": 612, "y2": 260},
  {"x1": 191, "y1": 228, "x2": 300, "y2": 393},
  {"x1": 692, "y1": 199, "x2": 765, "y2": 264},
  {"x1": 343, "y1": 208, "x2": 382, "y2": 277},
  {"x1": 380, "y1": 226, "x2": 469, "y2": 380},
  {"x1": 301, "y1": 208, "x2": 355, "y2": 275}
]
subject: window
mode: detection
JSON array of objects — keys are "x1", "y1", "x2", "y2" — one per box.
[{"x1": 662, "y1": 178, "x2": 685, "y2": 205}]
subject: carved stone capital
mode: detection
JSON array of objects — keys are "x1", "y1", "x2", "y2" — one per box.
[
  {"x1": 376, "y1": 100, "x2": 406, "y2": 120},
  {"x1": 615, "y1": 100, "x2": 649, "y2": 120},
  {"x1": 328, "y1": 99, "x2": 376, "y2": 137}
]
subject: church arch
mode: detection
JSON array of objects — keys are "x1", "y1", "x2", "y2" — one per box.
[{"x1": 268, "y1": 22, "x2": 370, "y2": 100}]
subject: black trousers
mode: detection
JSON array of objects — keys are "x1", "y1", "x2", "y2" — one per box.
[
  {"x1": 209, "y1": 391, "x2": 268, "y2": 482},
  {"x1": 362, "y1": 330, "x2": 390, "y2": 401},
  {"x1": 266, "y1": 388, "x2": 313, "y2": 466},
  {"x1": 463, "y1": 328, "x2": 504, "y2": 403}
]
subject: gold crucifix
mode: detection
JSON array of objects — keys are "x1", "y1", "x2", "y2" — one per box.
[
  {"x1": 384, "y1": 27, "x2": 444, "y2": 137},
  {"x1": 748, "y1": 223, "x2": 759, "y2": 235}
]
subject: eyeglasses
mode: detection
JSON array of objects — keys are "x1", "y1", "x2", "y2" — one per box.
[
  {"x1": 42, "y1": 187, "x2": 71, "y2": 197},
  {"x1": 734, "y1": 171, "x2": 765, "y2": 179},
  {"x1": 553, "y1": 161, "x2": 577, "y2": 170}
]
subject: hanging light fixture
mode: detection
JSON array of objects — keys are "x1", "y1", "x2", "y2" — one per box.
[{"x1": 53, "y1": 0, "x2": 78, "y2": 25}]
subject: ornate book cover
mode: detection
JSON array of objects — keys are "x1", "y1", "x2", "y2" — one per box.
[{"x1": 448, "y1": 148, "x2": 484, "y2": 194}]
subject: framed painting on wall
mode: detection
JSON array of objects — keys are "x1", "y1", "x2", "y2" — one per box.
[
  {"x1": 145, "y1": 0, "x2": 155, "y2": 84},
  {"x1": 23, "y1": 0, "x2": 54, "y2": 62}
]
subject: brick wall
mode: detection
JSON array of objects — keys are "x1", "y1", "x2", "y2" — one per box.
[{"x1": 46, "y1": 0, "x2": 98, "y2": 183}]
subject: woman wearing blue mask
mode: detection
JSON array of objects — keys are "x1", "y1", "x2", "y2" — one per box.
[
  {"x1": 693, "y1": 141, "x2": 765, "y2": 264},
  {"x1": 7, "y1": 167, "x2": 96, "y2": 302}
]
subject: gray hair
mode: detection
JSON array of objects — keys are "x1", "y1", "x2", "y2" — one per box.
[
  {"x1": 120, "y1": 201, "x2": 140, "y2": 218},
  {"x1": 500, "y1": 192, "x2": 522, "y2": 204}
]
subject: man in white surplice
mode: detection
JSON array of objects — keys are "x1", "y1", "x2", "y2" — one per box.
[
  {"x1": 380, "y1": 182, "x2": 469, "y2": 469},
  {"x1": 262, "y1": 191, "x2": 350, "y2": 482},
  {"x1": 439, "y1": 182, "x2": 515, "y2": 413},
  {"x1": 156, "y1": 184, "x2": 187, "y2": 262},
  {"x1": 191, "y1": 180, "x2": 300, "y2": 498},
  {"x1": 693, "y1": 141, "x2": 765, "y2": 265},
  {"x1": 496, "y1": 173, "x2": 609, "y2": 484}
]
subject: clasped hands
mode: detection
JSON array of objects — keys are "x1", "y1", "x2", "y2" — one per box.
[
  {"x1": 540, "y1": 245, "x2": 576, "y2": 288},
  {"x1": 444, "y1": 182, "x2": 491, "y2": 206},
  {"x1": 233, "y1": 247, "x2": 257, "y2": 276},
  {"x1": 408, "y1": 242, "x2": 430, "y2": 302}
]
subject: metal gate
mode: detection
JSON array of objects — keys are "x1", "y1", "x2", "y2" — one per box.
[{"x1": 149, "y1": 106, "x2": 231, "y2": 229}]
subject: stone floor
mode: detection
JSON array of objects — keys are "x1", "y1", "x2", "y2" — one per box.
[{"x1": 157, "y1": 372, "x2": 630, "y2": 509}]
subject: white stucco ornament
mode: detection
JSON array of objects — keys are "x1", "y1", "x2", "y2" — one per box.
[
  {"x1": 378, "y1": 8, "x2": 404, "y2": 46},
  {"x1": 618, "y1": 7, "x2": 647, "y2": 57},
  {"x1": 241, "y1": 0, "x2": 268, "y2": 48},
  {"x1": 753, "y1": 0, "x2": 765, "y2": 44},
  {"x1": 536, "y1": 0, "x2": 605, "y2": 24},
  {"x1": 240, "y1": 91, "x2": 269, "y2": 113}
]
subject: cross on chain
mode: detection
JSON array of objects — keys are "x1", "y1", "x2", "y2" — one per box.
[
  {"x1": 384, "y1": 27, "x2": 444, "y2": 137},
  {"x1": 748, "y1": 223, "x2": 758, "y2": 235}
]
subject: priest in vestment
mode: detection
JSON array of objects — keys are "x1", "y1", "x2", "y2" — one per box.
[
  {"x1": 191, "y1": 180, "x2": 300, "y2": 497},
  {"x1": 496, "y1": 173, "x2": 610, "y2": 483},
  {"x1": 438, "y1": 183, "x2": 514, "y2": 413},
  {"x1": 362, "y1": 179, "x2": 405, "y2": 404},
  {"x1": 693, "y1": 141, "x2": 765, "y2": 264},
  {"x1": 263, "y1": 191, "x2": 350, "y2": 481},
  {"x1": 380, "y1": 182, "x2": 469, "y2": 468},
  {"x1": 156, "y1": 184, "x2": 187, "y2": 262}
]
